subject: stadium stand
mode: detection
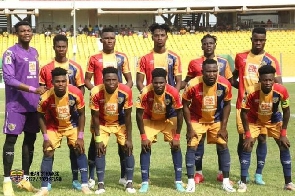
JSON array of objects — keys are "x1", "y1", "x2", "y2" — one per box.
[{"x1": 0, "y1": 30, "x2": 294, "y2": 77}]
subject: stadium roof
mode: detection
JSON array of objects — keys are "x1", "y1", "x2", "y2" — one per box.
[{"x1": 0, "y1": 0, "x2": 295, "y2": 15}]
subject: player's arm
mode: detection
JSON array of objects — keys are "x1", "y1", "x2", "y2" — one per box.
[
  {"x1": 91, "y1": 109, "x2": 100, "y2": 137},
  {"x1": 176, "y1": 108, "x2": 183, "y2": 135},
  {"x1": 282, "y1": 106, "x2": 290, "y2": 131},
  {"x1": 38, "y1": 112, "x2": 53, "y2": 152},
  {"x1": 231, "y1": 69, "x2": 239, "y2": 89},
  {"x1": 124, "y1": 108, "x2": 132, "y2": 141},
  {"x1": 181, "y1": 76, "x2": 193, "y2": 90},
  {"x1": 136, "y1": 108, "x2": 145, "y2": 135},
  {"x1": 78, "y1": 85, "x2": 85, "y2": 95},
  {"x1": 77, "y1": 107, "x2": 86, "y2": 134},
  {"x1": 85, "y1": 72, "x2": 94, "y2": 90},
  {"x1": 76, "y1": 107, "x2": 86, "y2": 153},
  {"x1": 136, "y1": 73, "x2": 145, "y2": 93},
  {"x1": 275, "y1": 76, "x2": 282, "y2": 84},
  {"x1": 123, "y1": 72, "x2": 133, "y2": 88},
  {"x1": 281, "y1": 104, "x2": 290, "y2": 148},
  {"x1": 174, "y1": 75, "x2": 182, "y2": 92},
  {"x1": 240, "y1": 108, "x2": 250, "y2": 136},
  {"x1": 38, "y1": 112, "x2": 47, "y2": 135},
  {"x1": 182, "y1": 99, "x2": 193, "y2": 133},
  {"x1": 220, "y1": 100, "x2": 231, "y2": 131}
]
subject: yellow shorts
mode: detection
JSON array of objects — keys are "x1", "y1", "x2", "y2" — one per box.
[
  {"x1": 248, "y1": 121, "x2": 282, "y2": 139},
  {"x1": 236, "y1": 109, "x2": 244, "y2": 134},
  {"x1": 144, "y1": 117, "x2": 177, "y2": 143},
  {"x1": 47, "y1": 128, "x2": 77, "y2": 150},
  {"x1": 188, "y1": 122, "x2": 226, "y2": 147},
  {"x1": 98, "y1": 125, "x2": 127, "y2": 146}
]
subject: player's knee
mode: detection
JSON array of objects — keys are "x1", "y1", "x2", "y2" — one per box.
[
  {"x1": 44, "y1": 150, "x2": 54, "y2": 158},
  {"x1": 258, "y1": 134, "x2": 267, "y2": 143},
  {"x1": 4, "y1": 134, "x2": 18, "y2": 146},
  {"x1": 216, "y1": 144, "x2": 227, "y2": 151}
]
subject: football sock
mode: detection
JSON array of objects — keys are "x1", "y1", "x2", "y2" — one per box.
[
  {"x1": 95, "y1": 155, "x2": 106, "y2": 182},
  {"x1": 41, "y1": 156, "x2": 53, "y2": 187},
  {"x1": 69, "y1": 147, "x2": 79, "y2": 181},
  {"x1": 186, "y1": 148, "x2": 196, "y2": 178},
  {"x1": 280, "y1": 149, "x2": 292, "y2": 184},
  {"x1": 195, "y1": 142, "x2": 204, "y2": 171},
  {"x1": 171, "y1": 149, "x2": 183, "y2": 181},
  {"x1": 3, "y1": 134, "x2": 17, "y2": 177},
  {"x1": 240, "y1": 151, "x2": 251, "y2": 183},
  {"x1": 217, "y1": 148, "x2": 230, "y2": 174},
  {"x1": 88, "y1": 135, "x2": 96, "y2": 180},
  {"x1": 23, "y1": 132, "x2": 36, "y2": 175},
  {"x1": 140, "y1": 149, "x2": 151, "y2": 182},
  {"x1": 77, "y1": 153, "x2": 88, "y2": 184},
  {"x1": 124, "y1": 153, "x2": 135, "y2": 181},
  {"x1": 118, "y1": 144, "x2": 126, "y2": 178},
  {"x1": 256, "y1": 141, "x2": 267, "y2": 174},
  {"x1": 237, "y1": 134, "x2": 243, "y2": 163}
]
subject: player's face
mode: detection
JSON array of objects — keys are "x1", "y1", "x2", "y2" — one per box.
[
  {"x1": 259, "y1": 73, "x2": 275, "y2": 94},
  {"x1": 152, "y1": 29, "x2": 167, "y2": 48},
  {"x1": 202, "y1": 63, "x2": 218, "y2": 86},
  {"x1": 52, "y1": 75, "x2": 67, "y2": 97},
  {"x1": 152, "y1": 76, "x2": 166, "y2": 95},
  {"x1": 100, "y1": 32, "x2": 116, "y2": 51},
  {"x1": 201, "y1": 38, "x2": 216, "y2": 56},
  {"x1": 103, "y1": 73, "x2": 118, "y2": 94},
  {"x1": 251, "y1": 33, "x2": 266, "y2": 54},
  {"x1": 53, "y1": 41, "x2": 68, "y2": 58},
  {"x1": 17, "y1": 25, "x2": 33, "y2": 43}
]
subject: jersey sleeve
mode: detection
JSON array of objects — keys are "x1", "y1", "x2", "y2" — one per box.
[
  {"x1": 75, "y1": 64, "x2": 85, "y2": 87},
  {"x1": 224, "y1": 81, "x2": 232, "y2": 101},
  {"x1": 75, "y1": 88, "x2": 85, "y2": 109},
  {"x1": 234, "y1": 53, "x2": 241, "y2": 71},
  {"x1": 241, "y1": 90, "x2": 252, "y2": 110},
  {"x1": 37, "y1": 96, "x2": 47, "y2": 113},
  {"x1": 122, "y1": 54, "x2": 131, "y2": 73},
  {"x1": 135, "y1": 88, "x2": 147, "y2": 109},
  {"x1": 39, "y1": 66, "x2": 46, "y2": 85},
  {"x1": 280, "y1": 86, "x2": 290, "y2": 108},
  {"x1": 86, "y1": 56, "x2": 95, "y2": 73},
  {"x1": 89, "y1": 87, "x2": 100, "y2": 111},
  {"x1": 136, "y1": 56, "x2": 146, "y2": 75},
  {"x1": 187, "y1": 60, "x2": 196, "y2": 77},
  {"x1": 124, "y1": 87, "x2": 133, "y2": 109},
  {"x1": 182, "y1": 83, "x2": 193, "y2": 101},
  {"x1": 2, "y1": 49, "x2": 22, "y2": 87},
  {"x1": 271, "y1": 58, "x2": 282, "y2": 77},
  {"x1": 172, "y1": 89, "x2": 183, "y2": 109},
  {"x1": 224, "y1": 61, "x2": 233, "y2": 79},
  {"x1": 173, "y1": 54, "x2": 182, "y2": 76}
]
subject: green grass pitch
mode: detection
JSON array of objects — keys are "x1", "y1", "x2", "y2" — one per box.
[{"x1": 0, "y1": 83, "x2": 295, "y2": 195}]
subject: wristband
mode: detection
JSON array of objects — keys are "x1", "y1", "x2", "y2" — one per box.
[
  {"x1": 173, "y1": 134, "x2": 180, "y2": 141},
  {"x1": 43, "y1": 134, "x2": 49, "y2": 141},
  {"x1": 244, "y1": 131, "x2": 251, "y2": 139},
  {"x1": 29, "y1": 86, "x2": 37, "y2": 93},
  {"x1": 141, "y1": 134, "x2": 147, "y2": 141},
  {"x1": 281, "y1": 129, "x2": 287, "y2": 137},
  {"x1": 95, "y1": 136, "x2": 102, "y2": 143},
  {"x1": 78, "y1": 131, "x2": 84, "y2": 139}
]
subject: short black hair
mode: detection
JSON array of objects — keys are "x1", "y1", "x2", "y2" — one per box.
[
  {"x1": 14, "y1": 21, "x2": 32, "y2": 32},
  {"x1": 53, "y1": 34, "x2": 68, "y2": 46},
  {"x1": 252, "y1": 27, "x2": 266, "y2": 35},
  {"x1": 201, "y1": 34, "x2": 217, "y2": 43},
  {"x1": 152, "y1": 68, "x2": 167, "y2": 79},
  {"x1": 258, "y1": 65, "x2": 276, "y2": 76},
  {"x1": 202, "y1": 59, "x2": 218, "y2": 68},
  {"x1": 51, "y1": 67, "x2": 68, "y2": 78},
  {"x1": 101, "y1": 27, "x2": 115, "y2": 34},
  {"x1": 102, "y1": 67, "x2": 118, "y2": 77},
  {"x1": 149, "y1": 23, "x2": 170, "y2": 34}
]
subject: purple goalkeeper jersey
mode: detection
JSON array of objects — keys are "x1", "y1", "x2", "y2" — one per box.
[{"x1": 2, "y1": 44, "x2": 40, "y2": 112}]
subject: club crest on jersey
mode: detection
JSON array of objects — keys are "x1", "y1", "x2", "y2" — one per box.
[
  {"x1": 165, "y1": 99, "x2": 171, "y2": 105},
  {"x1": 68, "y1": 100, "x2": 75, "y2": 106},
  {"x1": 6, "y1": 50, "x2": 12, "y2": 56},
  {"x1": 10, "y1": 169, "x2": 24, "y2": 184},
  {"x1": 118, "y1": 97, "x2": 124, "y2": 104},
  {"x1": 273, "y1": 97, "x2": 279, "y2": 103},
  {"x1": 216, "y1": 90, "x2": 223, "y2": 97},
  {"x1": 68, "y1": 69, "x2": 73, "y2": 76},
  {"x1": 168, "y1": 57, "x2": 173, "y2": 66},
  {"x1": 116, "y1": 57, "x2": 122, "y2": 64},
  {"x1": 8, "y1": 123, "x2": 16, "y2": 131},
  {"x1": 136, "y1": 97, "x2": 141, "y2": 104},
  {"x1": 261, "y1": 61, "x2": 267, "y2": 66},
  {"x1": 218, "y1": 62, "x2": 224, "y2": 69}
]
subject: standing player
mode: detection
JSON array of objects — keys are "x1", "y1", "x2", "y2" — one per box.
[
  {"x1": 238, "y1": 65, "x2": 294, "y2": 192},
  {"x1": 181, "y1": 34, "x2": 233, "y2": 183},
  {"x1": 136, "y1": 68, "x2": 185, "y2": 193},
  {"x1": 183, "y1": 59, "x2": 235, "y2": 193},
  {"x1": 90, "y1": 67, "x2": 136, "y2": 194},
  {"x1": 85, "y1": 27, "x2": 133, "y2": 188},
  {"x1": 233, "y1": 27, "x2": 282, "y2": 185},
  {"x1": 136, "y1": 23, "x2": 182, "y2": 92},
  {"x1": 39, "y1": 34, "x2": 85, "y2": 190},
  {"x1": 2, "y1": 21, "x2": 46, "y2": 196},
  {"x1": 35, "y1": 67, "x2": 92, "y2": 196}
]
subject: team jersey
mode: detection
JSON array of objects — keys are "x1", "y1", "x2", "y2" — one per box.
[
  {"x1": 86, "y1": 51, "x2": 130, "y2": 85},
  {"x1": 235, "y1": 50, "x2": 281, "y2": 109},
  {"x1": 182, "y1": 76, "x2": 232, "y2": 123},
  {"x1": 242, "y1": 83, "x2": 289, "y2": 123},
  {"x1": 37, "y1": 85, "x2": 85, "y2": 131},
  {"x1": 136, "y1": 49, "x2": 182, "y2": 87},
  {"x1": 136, "y1": 84, "x2": 182, "y2": 121},
  {"x1": 39, "y1": 60, "x2": 85, "y2": 88},
  {"x1": 90, "y1": 83, "x2": 133, "y2": 126},
  {"x1": 2, "y1": 44, "x2": 40, "y2": 112},
  {"x1": 187, "y1": 55, "x2": 232, "y2": 79}
]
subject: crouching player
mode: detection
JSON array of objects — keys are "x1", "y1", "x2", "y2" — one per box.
[
  {"x1": 89, "y1": 67, "x2": 136, "y2": 194},
  {"x1": 238, "y1": 65, "x2": 295, "y2": 192},
  {"x1": 35, "y1": 67, "x2": 92, "y2": 195}
]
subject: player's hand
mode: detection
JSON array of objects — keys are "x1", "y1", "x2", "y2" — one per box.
[
  {"x1": 280, "y1": 136, "x2": 290, "y2": 149},
  {"x1": 124, "y1": 140, "x2": 133, "y2": 156},
  {"x1": 43, "y1": 140, "x2": 53, "y2": 152},
  {"x1": 170, "y1": 139, "x2": 180, "y2": 151},
  {"x1": 141, "y1": 139, "x2": 151, "y2": 153},
  {"x1": 35, "y1": 86, "x2": 47, "y2": 95},
  {"x1": 186, "y1": 126, "x2": 198, "y2": 145},
  {"x1": 95, "y1": 142, "x2": 105, "y2": 157},
  {"x1": 243, "y1": 137, "x2": 254, "y2": 151},
  {"x1": 217, "y1": 129, "x2": 228, "y2": 142},
  {"x1": 75, "y1": 138, "x2": 85, "y2": 154}
]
